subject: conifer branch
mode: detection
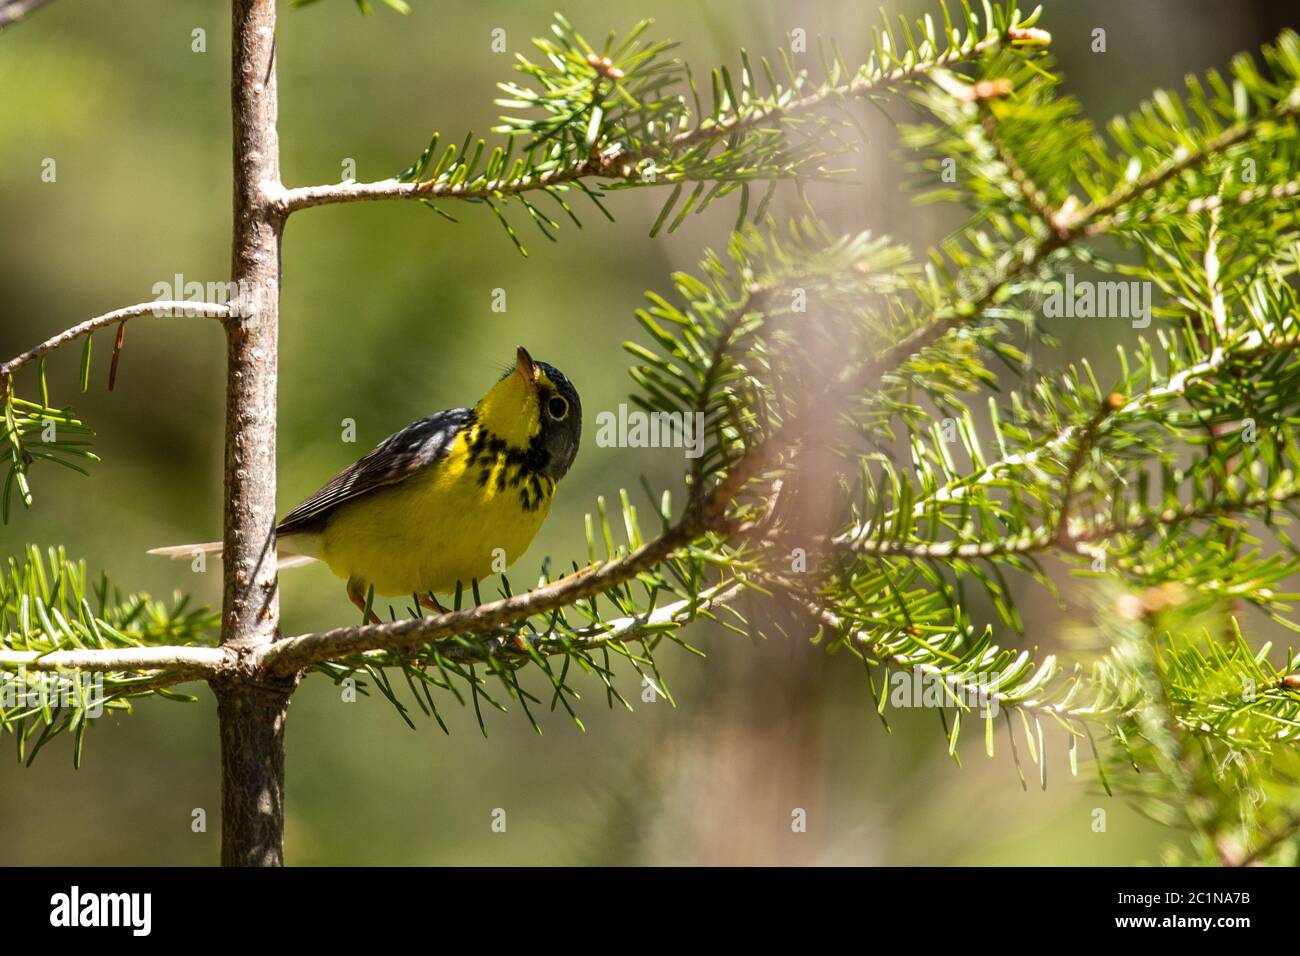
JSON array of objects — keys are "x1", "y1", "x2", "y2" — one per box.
[
  {"x1": 834, "y1": 482, "x2": 1300, "y2": 561},
  {"x1": 275, "y1": 9, "x2": 1035, "y2": 217},
  {"x1": 810, "y1": 603, "x2": 1130, "y2": 725},
  {"x1": 10, "y1": 4, "x2": 1300, "y2": 870},
  {"x1": 868, "y1": 69, "x2": 1300, "y2": 385},
  {"x1": 874, "y1": 321, "x2": 1300, "y2": 530},
  {"x1": 1050, "y1": 394, "x2": 1119, "y2": 542},
  {"x1": 979, "y1": 105, "x2": 1065, "y2": 234},
  {"x1": 1079, "y1": 89, "x2": 1300, "y2": 239},
  {"x1": 347, "y1": 581, "x2": 744, "y2": 667}
]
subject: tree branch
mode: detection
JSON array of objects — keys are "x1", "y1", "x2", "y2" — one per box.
[
  {"x1": 4, "y1": 583, "x2": 749, "y2": 678},
  {"x1": 979, "y1": 106, "x2": 1066, "y2": 235},
  {"x1": 884, "y1": 324, "x2": 1300, "y2": 533},
  {"x1": 860, "y1": 80, "x2": 1300, "y2": 386},
  {"x1": 1051, "y1": 394, "x2": 1120, "y2": 543},
  {"x1": 0, "y1": 644, "x2": 227, "y2": 676},
  {"x1": 0, "y1": 301, "x2": 230, "y2": 381},
  {"x1": 260, "y1": 517, "x2": 699, "y2": 674},
  {"x1": 808, "y1": 602, "x2": 1126, "y2": 724},
  {"x1": 1078, "y1": 91, "x2": 1300, "y2": 239},
  {"x1": 835, "y1": 324, "x2": 1300, "y2": 561},
  {"x1": 0, "y1": 0, "x2": 55, "y2": 29},
  {"x1": 346, "y1": 581, "x2": 745, "y2": 667},
  {"x1": 274, "y1": 27, "x2": 1013, "y2": 216},
  {"x1": 833, "y1": 482, "x2": 1300, "y2": 562}
]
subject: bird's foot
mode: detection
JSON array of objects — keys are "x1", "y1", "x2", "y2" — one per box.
[
  {"x1": 347, "y1": 580, "x2": 382, "y2": 624},
  {"x1": 418, "y1": 592, "x2": 451, "y2": 615}
]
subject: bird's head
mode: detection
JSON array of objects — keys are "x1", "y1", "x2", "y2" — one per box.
[{"x1": 476, "y1": 346, "x2": 582, "y2": 480}]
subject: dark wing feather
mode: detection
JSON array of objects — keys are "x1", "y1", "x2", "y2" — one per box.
[{"x1": 276, "y1": 408, "x2": 473, "y2": 535}]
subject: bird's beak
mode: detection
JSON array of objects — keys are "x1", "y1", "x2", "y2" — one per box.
[{"x1": 515, "y1": 345, "x2": 538, "y2": 384}]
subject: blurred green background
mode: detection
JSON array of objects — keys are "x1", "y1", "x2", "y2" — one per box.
[{"x1": 1, "y1": 0, "x2": 1294, "y2": 865}]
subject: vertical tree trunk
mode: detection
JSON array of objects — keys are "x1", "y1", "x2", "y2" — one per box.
[
  {"x1": 214, "y1": 677, "x2": 294, "y2": 866},
  {"x1": 218, "y1": 0, "x2": 289, "y2": 867}
]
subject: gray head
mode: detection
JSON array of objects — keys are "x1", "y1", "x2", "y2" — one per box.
[{"x1": 532, "y1": 358, "x2": 582, "y2": 480}]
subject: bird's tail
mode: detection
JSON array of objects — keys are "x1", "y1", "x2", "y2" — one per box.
[{"x1": 147, "y1": 539, "x2": 318, "y2": 570}]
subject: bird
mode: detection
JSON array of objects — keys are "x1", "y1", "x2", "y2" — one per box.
[{"x1": 151, "y1": 346, "x2": 581, "y2": 620}]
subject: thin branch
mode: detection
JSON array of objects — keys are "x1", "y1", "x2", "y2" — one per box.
[
  {"x1": 859, "y1": 81, "x2": 1300, "y2": 386},
  {"x1": 0, "y1": 584, "x2": 749, "y2": 679},
  {"x1": 979, "y1": 106, "x2": 1066, "y2": 235},
  {"x1": 833, "y1": 482, "x2": 1300, "y2": 562},
  {"x1": 0, "y1": 644, "x2": 228, "y2": 677},
  {"x1": 809, "y1": 602, "x2": 1125, "y2": 724},
  {"x1": 1079, "y1": 91, "x2": 1300, "y2": 239},
  {"x1": 1052, "y1": 394, "x2": 1121, "y2": 542},
  {"x1": 1203, "y1": 199, "x2": 1229, "y2": 341},
  {"x1": 0, "y1": 301, "x2": 231, "y2": 381},
  {"x1": 883, "y1": 325, "x2": 1300, "y2": 526},
  {"x1": 831, "y1": 322, "x2": 1300, "y2": 567},
  {"x1": 261, "y1": 526, "x2": 695, "y2": 673},
  {"x1": 352, "y1": 581, "x2": 745, "y2": 666},
  {"x1": 1185, "y1": 175, "x2": 1300, "y2": 215},
  {"x1": 0, "y1": 0, "x2": 54, "y2": 29},
  {"x1": 1086, "y1": 173, "x2": 1300, "y2": 239},
  {"x1": 275, "y1": 28, "x2": 1012, "y2": 216}
]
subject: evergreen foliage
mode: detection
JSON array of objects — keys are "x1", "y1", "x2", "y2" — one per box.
[{"x1": 5, "y1": 1, "x2": 1300, "y2": 864}]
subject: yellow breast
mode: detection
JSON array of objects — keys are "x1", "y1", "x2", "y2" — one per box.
[{"x1": 318, "y1": 426, "x2": 555, "y2": 597}]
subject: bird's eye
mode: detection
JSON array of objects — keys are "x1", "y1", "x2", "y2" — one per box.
[{"x1": 547, "y1": 396, "x2": 569, "y2": 419}]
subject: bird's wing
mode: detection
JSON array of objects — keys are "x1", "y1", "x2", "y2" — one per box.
[{"x1": 276, "y1": 408, "x2": 473, "y2": 536}]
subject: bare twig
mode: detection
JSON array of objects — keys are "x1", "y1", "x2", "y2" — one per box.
[
  {"x1": 0, "y1": 644, "x2": 227, "y2": 676},
  {"x1": 0, "y1": 301, "x2": 230, "y2": 381},
  {"x1": 0, "y1": 0, "x2": 55, "y2": 29}
]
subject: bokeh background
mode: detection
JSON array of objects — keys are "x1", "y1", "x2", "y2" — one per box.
[{"x1": 2, "y1": 0, "x2": 1296, "y2": 865}]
